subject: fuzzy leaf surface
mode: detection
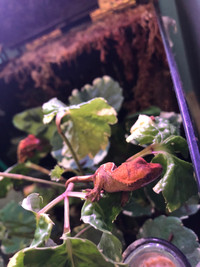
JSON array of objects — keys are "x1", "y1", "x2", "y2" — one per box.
[
  {"x1": 69, "y1": 76, "x2": 124, "y2": 112},
  {"x1": 127, "y1": 115, "x2": 181, "y2": 146}
]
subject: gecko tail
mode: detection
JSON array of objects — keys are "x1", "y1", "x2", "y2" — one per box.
[{"x1": 65, "y1": 174, "x2": 94, "y2": 187}]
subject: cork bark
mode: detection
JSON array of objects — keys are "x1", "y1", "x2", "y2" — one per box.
[{"x1": 0, "y1": 3, "x2": 178, "y2": 113}]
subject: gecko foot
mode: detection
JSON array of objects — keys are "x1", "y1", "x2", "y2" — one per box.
[{"x1": 85, "y1": 189, "x2": 103, "y2": 202}]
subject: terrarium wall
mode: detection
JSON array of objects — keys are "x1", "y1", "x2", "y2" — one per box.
[{"x1": 0, "y1": 3, "x2": 178, "y2": 165}]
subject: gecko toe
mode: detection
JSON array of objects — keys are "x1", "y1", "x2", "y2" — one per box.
[{"x1": 86, "y1": 189, "x2": 102, "y2": 202}]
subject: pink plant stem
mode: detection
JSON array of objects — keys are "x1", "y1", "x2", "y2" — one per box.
[
  {"x1": 126, "y1": 143, "x2": 163, "y2": 161},
  {"x1": 37, "y1": 192, "x2": 65, "y2": 215},
  {"x1": 63, "y1": 195, "x2": 70, "y2": 234},
  {"x1": 37, "y1": 183, "x2": 87, "y2": 236},
  {"x1": 66, "y1": 191, "x2": 87, "y2": 198},
  {"x1": 37, "y1": 183, "x2": 87, "y2": 214},
  {"x1": 63, "y1": 184, "x2": 75, "y2": 235},
  {"x1": 0, "y1": 172, "x2": 65, "y2": 188},
  {"x1": 25, "y1": 161, "x2": 80, "y2": 178},
  {"x1": 38, "y1": 183, "x2": 75, "y2": 215},
  {"x1": 63, "y1": 188, "x2": 87, "y2": 235}
]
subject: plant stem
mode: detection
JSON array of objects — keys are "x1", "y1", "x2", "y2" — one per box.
[
  {"x1": 126, "y1": 144, "x2": 158, "y2": 161},
  {"x1": 38, "y1": 182, "x2": 87, "y2": 237},
  {"x1": 66, "y1": 191, "x2": 87, "y2": 199},
  {"x1": 65, "y1": 239, "x2": 75, "y2": 267},
  {"x1": 56, "y1": 112, "x2": 84, "y2": 175},
  {"x1": 38, "y1": 193, "x2": 64, "y2": 215},
  {"x1": 75, "y1": 225, "x2": 92, "y2": 238},
  {"x1": 38, "y1": 182, "x2": 84, "y2": 214},
  {"x1": 25, "y1": 162, "x2": 51, "y2": 175},
  {"x1": 38, "y1": 184, "x2": 86, "y2": 216},
  {"x1": 63, "y1": 195, "x2": 70, "y2": 234},
  {"x1": 0, "y1": 172, "x2": 65, "y2": 188},
  {"x1": 37, "y1": 183, "x2": 73, "y2": 215},
  {"x1": 58, "y1": 132, "x2": 83, "y2": 174},
  {"x1": 25, "y1": 161, "x2": 79, "y2": 181},
  {"x1": 144, "y1": 187, "x2": 155, "y2": 210}
]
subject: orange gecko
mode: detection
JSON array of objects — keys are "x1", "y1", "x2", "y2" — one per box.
[{"x1": 65, "y1": 157, "x2": 163, "y2": 202}]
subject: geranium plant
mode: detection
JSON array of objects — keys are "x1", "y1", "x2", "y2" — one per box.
[{"x1": 0, "y1": 76, "x2": 200, "y2": 266}]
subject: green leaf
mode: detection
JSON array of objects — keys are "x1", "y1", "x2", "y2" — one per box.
[
  {"x1": 43, "y1": 97, "x2": 117, "y2": 160},
  {"x1": 63, "y1": 98, "x2": 117, "y2": 159},
  {"x1": 125, "y1": 106, "x2": 161, "y2": 131},
  {"x1": 170, "y1": 196, "x2": 200, "y2": 219},
  {"x1": 159, "y1": 111, "x2": 182, "y2": 128},
  {"x1": 72, "y1": 224, "x2": 102, "y2": 244},
  {"x1": 69, "y1": 76, "x2": 124, "y2": 112},
  {"x1": 0, "y1": 202, "x2": 35, "y2": 254},
  {"x1": 0, "y1": 177, "x2": 12, "y2": 197},
  {"x1": 50, "y1": 130, "x2": 64, "y2": 162},
  {"x1": 50, "y1": 165, "x2": 65, "y2": 181},
  {"x1": 0, "y1": 163, "x2": 30, "y2": 198},
  {"x1": 20, "y1": 195, "x2": 54, "y2": 248},
  {"x1": 0, "y1": 221, "x2": 6, "y2": 239},
  {"x1": 21, "y1": 193, "x2": 43, "y2": 213},
  {"x1": 13, "y1": 107, "x2": 56, "y2": 140},
  {"x1": 81, "y1": 193, "x2": 122, "y2": 233},
  {"x1": 6, "y1": 163, "x2": 31, "y2": 176},
  {"x1": 123, "y1": 189, "x2": 152, "y2": 217},
  {"x1": 126, "y1": 106, "x2": 161, "y2": 120},
  {"x1": 27, "y1": 184, "x2": 63, "y2": 207},
  {"x1": 98, "y1": 232, "x2": 123, "y2": 262},
  {"x1": 0, "y1": 257, "x2": 4, "y2": 267},
  {"x1": 0, "y1": 163, "x2": 46, "y2": 197},
  {"x1": 161, "y1": 135, "x2": 189, "y2": 158},
  {"x1": 55, "y1": 146, "x2": 109, "y2": 170},
  {"x1": 152, "y1": 153, "x2": 198, "y2": 212},
  {"x1": 8, "y1": 238, "x2": 127, "y2": 267},
  {"x1": 31, "y1": 214, "x2": 54, "y2": 248},
  {"x1": 145, "y1": 182, "x2": 167, "y2": 213},
  {"x1": 151, "y1": 116, "x2": 181, "y2": 143},
  {"x1": 126, "y1": 115, "x2": 181, "y2": 146},
  {"x1": 138, "y1": 215, "x2": 200, "y2": 266},
  {"x1": 42, "y1": 98, "x2": 68, "y2": 124}
]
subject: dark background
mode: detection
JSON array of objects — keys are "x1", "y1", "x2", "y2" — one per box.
[{"x1": 0, "y1": 0, "x2": 97, "y2": 48}]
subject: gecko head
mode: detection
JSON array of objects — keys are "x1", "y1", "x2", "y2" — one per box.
[{"x1": 132, "y1": 157, "x2": 163, "y2": 180}]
